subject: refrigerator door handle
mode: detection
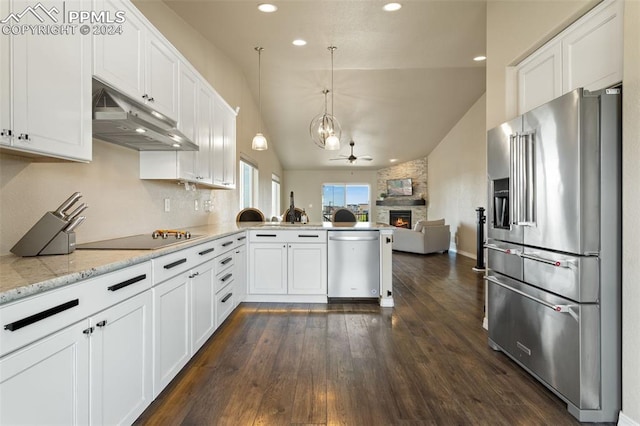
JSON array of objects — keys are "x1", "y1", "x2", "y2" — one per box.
[
  {"x1": 523, "y1": 132, "x2": 536, "y2": 225},
  {"x1": 520, "y1": 252, "x2": 574, "y2": 268},
  {"x1": 484, "y1": 275, "x2": 579, "y2": 321},
  {"x1": 484, "y1": 243, "x2": 521, "y2": 256},
  {"x1": 510, "y1": 133, "x2": 519, "y2": 225}
]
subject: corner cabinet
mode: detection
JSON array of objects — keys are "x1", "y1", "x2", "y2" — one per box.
[{"x1": 0, "y1": 0, "x2": 92, "y2": 162}]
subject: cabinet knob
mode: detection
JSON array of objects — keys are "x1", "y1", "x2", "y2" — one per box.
[
  {"x1": 82, "y1": 327, "x2": 94, "y2": 335},
  {"x1": 17, "y1": 133, "x2": 29, "y2": 141},
  {"x1": 148, "y1": 97, "x2": 155, "y2": 102},
  {"x1": 142, "y1": 94, "x2": 149, "y2": 100},
  {"x1": 0, "y1": 129, "x2": 12, "y2": 137},
  {"x1": 96, "y1": 320, "x2": 107, "y2": 328}
]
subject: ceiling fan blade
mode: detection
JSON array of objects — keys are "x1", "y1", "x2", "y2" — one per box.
[
  {"x1": 329, "y1": 158, "x2": 346, "y2": 161},
  {"x1": 359, "y1": 157, "x2": 373, "y2": 161}
]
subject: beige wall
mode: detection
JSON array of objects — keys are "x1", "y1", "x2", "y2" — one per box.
[
  {"x1": 282, "y1": 170, "x2": 378, "y2": 223},
  {"x1": 0, "y1": 1, "x2": 282, "y2": 255},
  {"x1": 622, "y1": 0, "x2": 640, "y2": 422},
  {"x1": 428, "y1": 94, "x2": 486, "y2": 259}
]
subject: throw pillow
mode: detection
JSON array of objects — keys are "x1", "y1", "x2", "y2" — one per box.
[
  {"x1": 424, "y1": 219, "x2": 445, "y2": 227},
  {"x1": 413, "y1": 221, "x2": 425, "y2": 232}
]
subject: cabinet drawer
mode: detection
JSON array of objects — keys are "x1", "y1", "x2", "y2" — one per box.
[
  {"x1": 215, "y1": 270, "x2": 234, "y2": 294},
  {"x1": 191, "y1": 240, "x2": 218, "y2": 265},
  {"x1": 215, "y1": 252, "x2": 235, "y2": 276},
  {"x1": 215, "y1": 284, "x2": 234, "y2": 327},
  {"x1": 249, "y1": 229, "x2": 327, "y2": 243},
  {"x1": 0, "y1": 281, "x2": 92, "y2": 357},
  {"x1": 152, "y1": 248, "x2": 195, "y2": 284},
  {"x1": 217, "y1": 235, "x2": 237, "y2": 254},
  {"x1": 89, "y1": 262, "x2": 152, "y2": 313}
]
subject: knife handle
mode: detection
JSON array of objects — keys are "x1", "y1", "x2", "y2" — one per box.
[
  {"x1": 66, "y1": 203, "x2": 88, "y2": 223},
  {"x1": 65, "y1": 216, "x2": 86, "y2": 233},
  {"x1": 53, "y1": 192, "x2": 82, "y2": 219}
]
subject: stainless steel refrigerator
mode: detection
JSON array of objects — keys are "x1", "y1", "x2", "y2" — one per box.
[{"x1": 485, "y1": 87, "x2": 621, "y2": 422}]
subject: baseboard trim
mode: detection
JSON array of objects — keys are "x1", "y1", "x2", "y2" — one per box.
[
  {"x1": 618, "y1": 411, "x2": 640, "y2": 426},
  {"x1": 450, "y1": 248, "x2": 476, "y2": 260}
]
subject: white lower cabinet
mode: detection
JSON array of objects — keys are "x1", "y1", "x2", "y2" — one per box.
[
  {"x1": 288, "y1": 243, "x2": 327, "y2": 295},
  {"x1": 234, "y1": 239, "x2": 247, "y2": 307},
  {"x1": 0, "y1": 320, "x2": 90, "y2": 425},
  {"x1": 90, "y1": 291, "x2": 153, "y2": 426},
  {"x1": 249, "y1": 243, "x2": 288, "y2": 294},
  {"x1": 190, "y1": 262, "x2": 216, "y2": 353},
  {"x1": 152, "y1": 272, "x2": 190, "y2": 397},
  {"x1": 248, "y1": 230, "x2": 327, "y2": 297}
]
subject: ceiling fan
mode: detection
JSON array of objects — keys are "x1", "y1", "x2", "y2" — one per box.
[{"x1": 329, "y1": 140, "x2": 373, "y2": 164}]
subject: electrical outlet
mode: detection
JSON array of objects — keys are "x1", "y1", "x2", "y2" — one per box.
[{"x1": 164, "y1": 198, "x2": 170, "y2": 212}]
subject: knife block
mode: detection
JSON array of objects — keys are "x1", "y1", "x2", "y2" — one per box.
[
  {"x1": 39, "y1": 231, "x2": 76, "y2": 255},
  {"x1": 10, "y1": 211, "x2": 71, "y2": 256}
]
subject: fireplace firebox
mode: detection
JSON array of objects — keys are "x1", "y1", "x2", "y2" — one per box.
[{"x1": 390, "y1": 210, "x2": 412, "y2": 229}]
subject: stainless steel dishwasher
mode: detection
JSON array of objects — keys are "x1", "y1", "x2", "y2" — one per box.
[{"x1": 328, "y1": 231, "x2": 380, "y2": 299}]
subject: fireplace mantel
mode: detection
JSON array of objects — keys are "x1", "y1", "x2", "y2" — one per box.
[{"x1": 376, "y1": 198, "x2": 426, "y2": 206}]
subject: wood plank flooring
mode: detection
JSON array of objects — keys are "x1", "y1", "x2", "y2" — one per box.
[{"x1": 135, "y1": 252, "x2": 587, "y2": 425}]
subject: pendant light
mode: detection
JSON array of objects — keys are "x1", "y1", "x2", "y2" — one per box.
[
  {"x1": 309, "y1": 46, "x2": 341, "y2": 150},
  {"x1": 252, "y1": 47, "x2": 268, "y2": 151}
]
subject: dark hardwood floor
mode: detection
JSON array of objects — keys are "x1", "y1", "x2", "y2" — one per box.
[{"x1": 135, "y1": 252, "x2": 583, "y2": 425}]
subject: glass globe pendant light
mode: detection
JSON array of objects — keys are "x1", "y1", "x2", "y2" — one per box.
[
  {"x1": 252, "y1": 47, "x2": 268, "y2": 151},
  {"x1": 309, "y1": 46, "x2": 341, "y2": 150}
]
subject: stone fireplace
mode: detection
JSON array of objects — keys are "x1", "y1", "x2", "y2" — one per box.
[{"x1": 390, "y1": 210, "x2": 412, "y2": 229}]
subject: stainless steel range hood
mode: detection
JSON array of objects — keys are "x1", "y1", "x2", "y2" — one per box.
[{"x1": 92, "y1": 81, "x2": 198, "y2": 151}]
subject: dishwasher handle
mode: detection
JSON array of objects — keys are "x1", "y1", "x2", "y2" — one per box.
[{"x1": 329, "y1": 236, "x2": 379, "y2": 242}]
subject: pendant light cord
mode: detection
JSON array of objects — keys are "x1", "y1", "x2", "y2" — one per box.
[
  {"x1": 329, "y1": 46, "x2": 336, "y2": 118},
  {"x1": 256, "y1": 47, "x2": 263, "y2": 133}
]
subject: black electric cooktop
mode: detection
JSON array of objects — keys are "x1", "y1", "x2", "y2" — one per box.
[{"x1": 76, "y1": 233, "x2": 203, "y2": 250}]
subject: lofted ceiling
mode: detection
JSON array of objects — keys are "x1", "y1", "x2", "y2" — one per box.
[{"x1": 162, "y1": 0, "x2": 487, "y2": 170}]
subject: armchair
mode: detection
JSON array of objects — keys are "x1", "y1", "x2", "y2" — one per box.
[{"x1": 392, "y1": 219, "x2": 451, "y2": 254}]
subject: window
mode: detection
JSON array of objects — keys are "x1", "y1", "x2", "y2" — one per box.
[
  {"x1": 322, "y1": 184, "x2": 370, "y2": 221},
  {"x1": 271, "y1": 174, "x2": 281, "y2": 218},
  {"x1": 239, "y1": 160, "x2": 258, "y2": 209}
]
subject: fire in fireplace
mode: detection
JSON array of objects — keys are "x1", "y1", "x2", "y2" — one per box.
[{"x1": 390, "y1": 210, "x2": 412, "y2": 229}]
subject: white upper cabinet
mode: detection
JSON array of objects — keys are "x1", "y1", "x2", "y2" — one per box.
[
  {"x1": 213, "y1": 97, "x2": 237, "y2": 188},
  {"x1": 93, "y1": 0, "x2": 145, "y2": 100},
  {"x1": 517, "y1": 43, "x2": 562, "y2": 114},
  {"x1": 1, "y1": 0, "x2": 92, "y2": 161},
  {"x1": 0, "y1": 0, "x2": 11, "y2": 147},
  {"x1": 93, "y1": 0, "x2": 178, "y2": 120},
  {"x1": 195, "y1": 82, "x2": 214, "y2": 183},
  {"x1": 561, "y1": 0, "x2": 623, "y2": 93},
  {"x1": 516, "y1": 0, "x2": 622, "y2": 115},
  {"x1": 145, "y1": 34, "x2": 178, "y2": 119}
]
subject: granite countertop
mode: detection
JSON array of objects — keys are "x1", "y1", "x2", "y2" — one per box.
[{"x1": 1, "y1": 221, "x2": 393, "y2": 305}]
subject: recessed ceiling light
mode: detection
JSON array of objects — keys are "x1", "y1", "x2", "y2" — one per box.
[
  {"x1": 135, "y1": 128, "x2": 146, "y2": 133},
  {"x1": 473, "y1": 55, "x2": 487, "y2": 62},
  {"x1": 258, "y1": 3, "x2": 277, "y2": 13},
  {"x1": 292, "y1": 39, "x2": 307, "y2": 46},
  {"x1": 383, "y1": 3, "x2": 402, "y2": 12},
  {"x1": 390, "y1": 158, "x2": 399, "y2": 163}
]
